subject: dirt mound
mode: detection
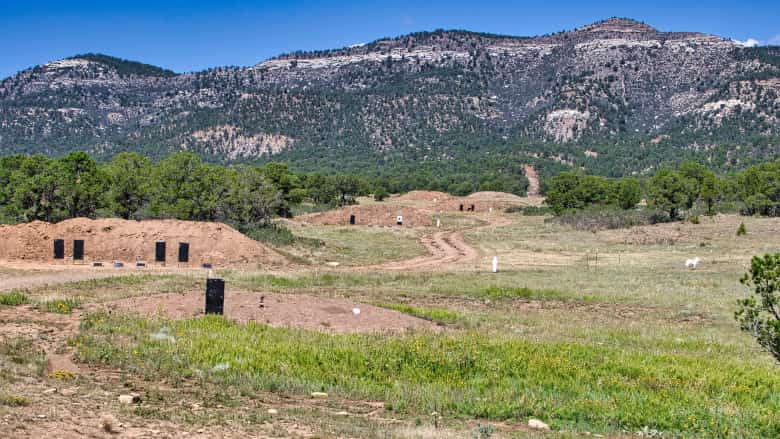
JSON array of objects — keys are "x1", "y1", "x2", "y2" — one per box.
[
  {"x1": 0, "y1": 218, "x2": 285, "y2": 267},
  {"x1": 100, "y1": 291, "x2": 438, "y2": 333},
  {"x1": 297, "y1": 204, "x2": 432, "y2": 227},
  {"x1": 395, "y1": 190, "x2": 456, "y2": 203},
  {"x1": 434, "y1": 198, "x2": 515, "y2": 213},
  {"x1": 465, "y1": 191, "x2": 526, "y2": 202}
]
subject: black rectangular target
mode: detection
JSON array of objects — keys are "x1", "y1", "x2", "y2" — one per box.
[
  {"x1": 53, "y1": 239, "x2": 65, "y2": 259},
  {"x1": 205, "y1": 278, "x2": 225, "y2": 315},
  {"x1": 73, "y1": 240, "x2": 84, "y2": 260},
  {"x1": 349, "y1": 214, "x2": 356, "y2": 225},
  {"x1": 178, "y1": 242, "x2": 190, "y2": 263},
  {"x1": 155, "y1": 241, "x2": 166, "y2": 262}
]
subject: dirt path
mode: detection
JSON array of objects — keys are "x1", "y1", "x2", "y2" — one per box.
[
  {"x1": 365, "y1": 214, "x2": 512, "y2": 271},
  {"x1": 522, "y1": 164, "x2": 541, "y2": 197},
  {"x1": 0, "y1": 269, "x2": 134, "y2": 292}
]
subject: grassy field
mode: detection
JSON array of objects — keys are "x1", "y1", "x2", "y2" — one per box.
[
  {"x1": 280, "y1": 221, "x2": 428, "y2": 266},
  {"x1": 2, "y1": 208, "x2": 780, "y2": 437}
]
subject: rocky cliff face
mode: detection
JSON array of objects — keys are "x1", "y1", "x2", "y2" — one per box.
[{"x1": 1, "y1": 18, "x2": 778, "y2": 174}]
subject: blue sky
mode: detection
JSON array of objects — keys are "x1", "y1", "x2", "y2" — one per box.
[{"x1": 2, "y1": 0, "x2": 779, "y2": 79}]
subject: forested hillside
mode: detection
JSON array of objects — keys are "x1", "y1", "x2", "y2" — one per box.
[{"x1": 1, "y1": 18, "x2": 779, "y2": 187}]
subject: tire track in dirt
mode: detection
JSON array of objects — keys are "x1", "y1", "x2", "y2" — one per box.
[{"x1": 364, "y1": 215, "x2": 512, "y2": 271}]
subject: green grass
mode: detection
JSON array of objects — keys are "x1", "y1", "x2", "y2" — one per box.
[
  {"x1": 0, "y1": 337, "x2": 48, "y2": 382},
  {"x1": 0, "y1": 394, "x2": 30, "y2": 407},
  {"x1": 76, "y1": 312, "x2": 780, "y2": 438},
  {"x1": 478, "y1": 286, "x2": 573, "y2": 301},
  {"x1": 280, "y1": 222, "x2": 427, "y2": 266},
  {"x1": 379, "y1": 304, "x2": 461, "y2": 325},
  {"x1": 0, "y1": 291, "x2": 29, "y2": 306},
  {"x1": 37, "y1": 298, "x2": 81, "y2": 314},
  {"x1": 46, "y1": 274, "x2": 183, "y2": 293},
  {"x1": 17, "y1": 274, "x2": 199, "y2": 305}
]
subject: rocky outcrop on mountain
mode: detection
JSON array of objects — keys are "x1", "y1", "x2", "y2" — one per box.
[{"x1": 0, "y1": 18, "x2": 778, "y2": 174}]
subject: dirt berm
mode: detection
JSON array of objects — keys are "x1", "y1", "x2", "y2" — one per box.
[
  {"x1": 0, "y1": 218, "x2": 285, "y2": 267},
  {"x1": 297, "y1": 204, "x2": 432, "y2": 227}
]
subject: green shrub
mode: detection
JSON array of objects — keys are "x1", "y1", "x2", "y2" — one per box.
[
  {"x1": 245, "y1": 223, "x2": 323, "y2": 248},
  {"x1": 38, "y1": 298, "x2": 81, "y2": 314},
  {"x1": 245, "y1": 223, "x2": 297, "y2": 246},
  {"x1": 737, "y1": 223, "x2": 748, "y2": 236},
  {"x1": 374, "y1": 187, "x2": 390, "y2": 202},
  {"x1": 549, "y1": 206, "x2": 665, "y2": 231},
  {"x1": 505, "y1": 205, "x2": 553, "y2": 216},
  {"x1": 736, "y1": 253, "x2": 780, "y2": 361},
  {"x1": 0, "y1": 291, "x2": 29, "y2": 306},
  {"x1": 0, "y1": 394, "x2": 30, "y2": 407},
  {"x1": 380, "y1": 304, "x2": 460, "y2": 324}
]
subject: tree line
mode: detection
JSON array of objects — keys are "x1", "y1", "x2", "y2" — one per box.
[
  {"x1": 0, "y1": 152, "x2": 373, "y2": 230},
  {"x1": 544, "y1": 160, "x2": 780, "y2": 220}
]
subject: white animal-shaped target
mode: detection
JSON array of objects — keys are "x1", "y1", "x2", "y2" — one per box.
[{"x1": 685, "y1": 257, "x2": 701, "y2": 269}]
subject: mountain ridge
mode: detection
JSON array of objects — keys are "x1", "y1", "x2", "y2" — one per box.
[{"x1": 0, "y1": 17, "x2": 778, "y2": 181}]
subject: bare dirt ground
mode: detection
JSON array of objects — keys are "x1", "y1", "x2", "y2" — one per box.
[
  {"x1": 522, "y1": 164, "x2": 541, "y2": 197},
  {"x1": 97, "y1": 290, "x2": 438, "y2": 333},
  {"x1": 0, "y1": 269, "x2": 123, "y2": 292}
]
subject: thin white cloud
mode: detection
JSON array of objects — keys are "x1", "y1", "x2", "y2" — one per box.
[{"x1": 733, "y1": 38, "x2": 761, "y2": 47}]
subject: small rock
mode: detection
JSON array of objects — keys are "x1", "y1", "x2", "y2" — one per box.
[
  {"x1": 267, "y1": 408, "x2": 278, "y2": 415},
  {"x1": 60, "y1": 388, "x2": 76, "y2": 397},
  {"x1": 37, "y1": 414, "x2": 47, "y2": 419},
  {"x1": 118, "y1": 393, "x2": 140, "y2": 404},
  {"x1": 100, "y1": 414, "x2": 119, "y2": 433},
  {"x1": 310, "y1": 392, "x2": 328, "y2": 399},
  {"x1": 43, "y1": 388, "x2": 57, "y2": 395},
  {"x1": 197, "y1": 428, "x2": 205, "y2": 433},
  {"x1": 528, "y1": 419, "x2": 550, "y2": 430},
  {"x1": 336, "y1": 411, "x2": 349, "y2": 416}
]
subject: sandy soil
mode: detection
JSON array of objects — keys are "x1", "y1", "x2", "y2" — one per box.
[
  {"x1": 0, "y1": 218, "x2": 286, "y2": 268},
  {"x1": 96, "y1": 291, "x2": 439, "y2": 333}
]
